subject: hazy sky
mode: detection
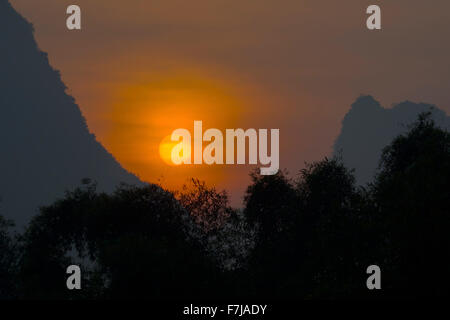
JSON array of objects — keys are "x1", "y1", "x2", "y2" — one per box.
[{"x1": 10, "y1": 0, "x2": 450, "y2": 204}]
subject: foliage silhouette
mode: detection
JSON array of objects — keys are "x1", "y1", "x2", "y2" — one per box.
[
  {"x1": 373, "y1": 112, "x2": 450, "y2": 297},
  {"x1": 175, "y1": 179, "x2": 254, "y2": 272},
  {"x1": 0, "y1": 215, "x2": 17, "y2": 299},
  {"x1": 18, "y1": 183, "x2": 216, "y2": 299}
]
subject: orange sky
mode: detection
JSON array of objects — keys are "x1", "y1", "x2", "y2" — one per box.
[{"x1": 10, "y1": 0, "x2": 450, "y2": 205}]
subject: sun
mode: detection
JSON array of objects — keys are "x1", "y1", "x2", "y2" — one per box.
[{"x1": 159, "y1": 134, "x2": 191, "y2": 166}]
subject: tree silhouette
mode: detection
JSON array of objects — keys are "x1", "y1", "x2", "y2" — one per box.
[
  {"x1": 0, "y1": 214, "x2": 17, "y2": 299},
  {"x1": 174, "y1": 178, "x2": 255, "y2": 297},
  {"x1": 296, "y1": 158, "x2": 381, "y2": 298},
  {"x1": 242, "y1": 170, "x2": 299, "y2": 297},
  {"x1": 18, "y1": 182, "x2": 216, "y2": 299},
  {"x1": 175, "y1": 178, "x2": 233, "y2": 233},
  {"x1": 241, "y1": 159, "x2": 382, "y2": 298},
  {"x1": 373, "y1": 112, "x2": 450, "y2": 297}
]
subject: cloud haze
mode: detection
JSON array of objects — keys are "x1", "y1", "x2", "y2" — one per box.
[{"x1": 9, "y1": 0, "x2": 450, "y2": 204}]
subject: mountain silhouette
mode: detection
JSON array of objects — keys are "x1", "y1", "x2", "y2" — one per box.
[
  {"x1": 334, "y1": 95, "x2": 450, "y2": 185},
  {"x1": 0, "y1": 0, "x2": 143, "y2": 227}
]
